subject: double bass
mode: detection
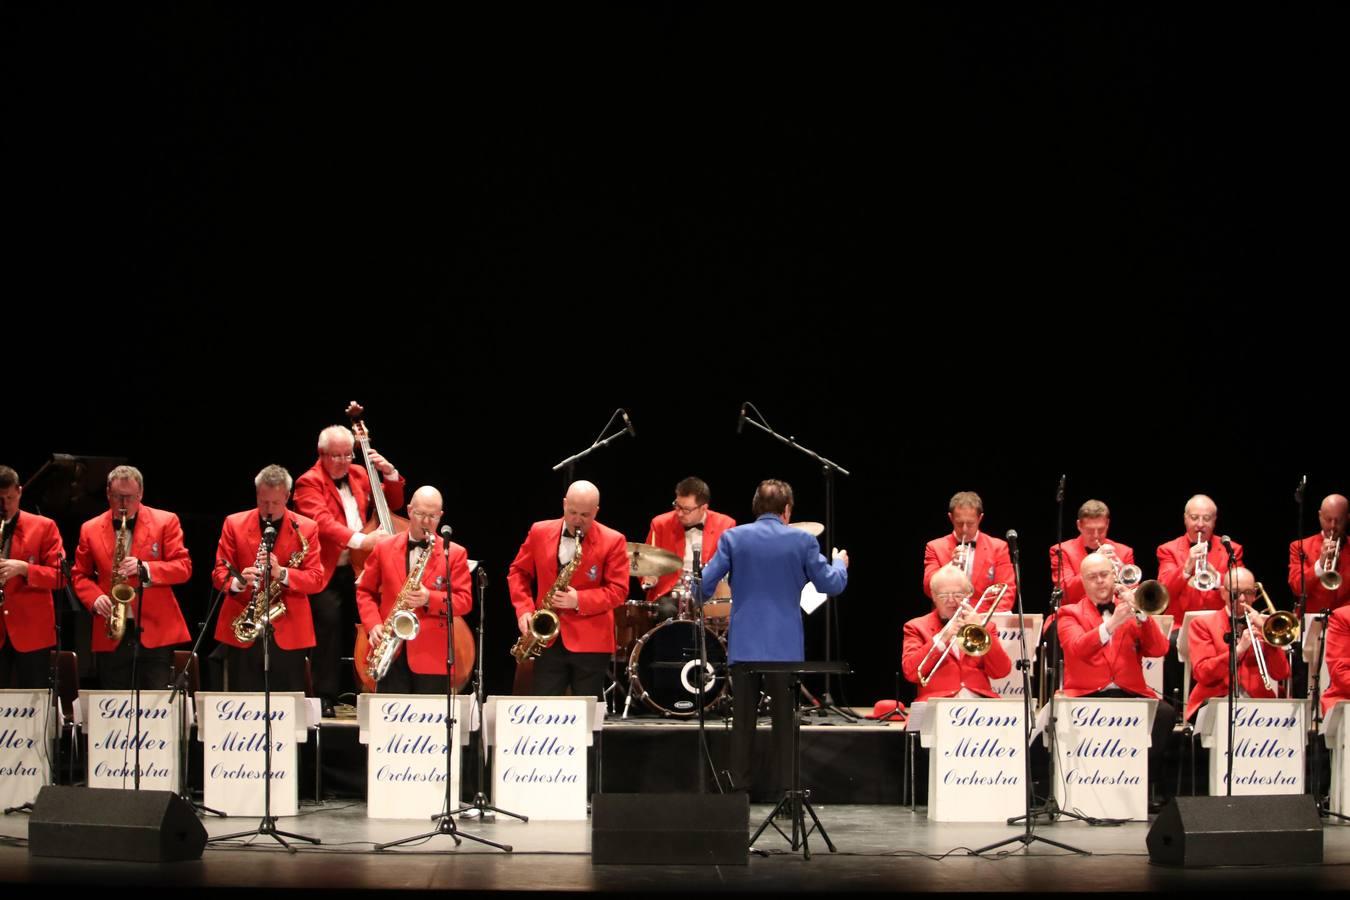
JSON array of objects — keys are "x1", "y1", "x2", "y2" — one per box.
[{"x1": 346, "y1": 401, "x2": 474, "y2": 692}]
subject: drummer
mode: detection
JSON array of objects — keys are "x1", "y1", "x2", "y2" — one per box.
[{"x1": 641, "y1": 477, "x2": 737, "y2": 620}]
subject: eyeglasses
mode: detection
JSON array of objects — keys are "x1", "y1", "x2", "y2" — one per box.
[
  {"x1": 1235, "y1": 589, "x2": 1260, "y2": 599},
  {"x1": 934, "y1": 592, "x2": 970, "y2": 602},
  {"x1": 672, "y1": 502, "x2": 704, "y2": 514},
  {"x1": 325, "y1": 453, "x2": 355, "y2": 463}
]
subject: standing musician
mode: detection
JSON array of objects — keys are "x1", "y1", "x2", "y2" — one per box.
[
  {"x1": 700, "y1": 479, "x2": 849, "y2": 794},
  {"x1": 1048, "y1": 499, "x2": 1136, "y2": 604},
  {"x1": 294, "y1": 423, "x2": 406, "y2": 716},
  {"x1": 508, "y1": 480, "x2": 629, "y2": 698},
  {"x1": 72, "y1": 465, "x2": 192, "y2": 689},
  {"x1": 357, "y1": 487, "x2": 471, "y2": 694},
  {"x1": 1289, "y1": 494, "x2": 1348, "y2": 615},
  {"x1": 0, "y1": 465, "x2": 64, "y2": 689},
  {"x1": 1057, "y1": 552, "x2": 1176, "y2": 802},
  {"x1": 1157, "y1": 494, "x2": 1243, "y2": 618},
  {"x1": 641, "y1": 476, "x2": 736, "y2": 619},
  {"x1": 922, "y1": 491, "x2": 1015, "y2": 611},
  {"x1": 1185, "y1": 567, "x2": 1290, "y2": 721},
  {"x1": 211, "y1": 465, "x2": 325, "y2": 694},
  {"x1": 904, "y1": 565, "x2": 1011, "y2": 701}
]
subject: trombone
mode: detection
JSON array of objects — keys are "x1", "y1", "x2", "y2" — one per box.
[
  {"x1": 1320, "y1": 533, "x2": 1342, "y2": 591},
  {"x1": 1241, "y1": 583, "x2": 1298, "y2": 693},
  {"x1": 917, "y1": 582, "x2": 1009, "y2": 685}
]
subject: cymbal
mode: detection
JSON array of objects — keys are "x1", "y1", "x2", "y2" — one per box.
[
  {"x1": 792, "y1": 521, "x2": 825, "y2": 537},
  {"x1": 625, "y1": 542, "x2": 682, "y2": 577}
]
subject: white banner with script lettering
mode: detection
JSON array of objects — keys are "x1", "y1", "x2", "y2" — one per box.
[
  {"x1": 491, "y1": 696, "x2": 589, "y2": 821},
  {"x1": 989, "y1": 614, "x2": 1042, "y2": 699},
  {"x1": 357, "y1": 694, "x2": 464, "y2": 819},
  {"x1": 196, "y1": 692, "x2": 309, "y2": 816},
  {"x1": 1198, "y1": 698, "x2": 1306, "y2": 796},
  {"x1": 82, "y1": 690, "x2": 179, "y2": 791},
  {"x1": 1053, "y1": 696, "x2": 1153, "y2": 820},
  {"x1": 924, "y1": 697, "x2": 1025, "y2": 822},
  {"x1": 0, "y1": 689, "x2": 53, "y2": 810}
]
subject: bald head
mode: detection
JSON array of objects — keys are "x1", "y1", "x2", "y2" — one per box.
[
  {"x1": 1184, "y1": 494, "x2": 1218, "y2": 541},
  {"x1": 1224, "y1": 566, "x2": 1256, "y2": 602},
  {"x1": 1080, "y1": 552, "x2": 1116, "y2": 603},
  {"x1": 563, "y1": 480, "x2": 600, "y2": 533},
  {"x1": 1320, "y1": 495, "x2": 1349, "y2": 539},
  {"x1": 407, "y1": 486, "x2": 444, "y2": 539}
]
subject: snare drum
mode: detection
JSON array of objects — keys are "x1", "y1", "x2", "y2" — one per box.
[
  {"x1": 626, "y1": 619, "x2": 728, "y2": 717},
  {"x1": 701, "y1": 580, "x2": 731, "y2": 634}
]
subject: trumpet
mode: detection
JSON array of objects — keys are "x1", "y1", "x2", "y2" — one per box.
[
  {"x1": 1319, "y1": 534, "x2": 1342, "y2": 591},
  {"x1": 1101, "y1": 543, "x2": 1143, "y2": 589},
  {"x1": 1115, "y1": 578, "x2": 1171, "y2": 616},
  {"x1": 1189, "y1": 535, "x2": 1218, "y2": 592},
  {"x1": 951, "y1": 538, "x2": 975, "y2": 579},
  {"x1": 917, "y1": 582, "x2": 1009, "y2": 685}
]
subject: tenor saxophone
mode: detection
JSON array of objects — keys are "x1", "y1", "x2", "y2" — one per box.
[
  {"x1": 106, "y1": 508, "x2": 134, "y2": 644},
  {"x1": 232, "y1": 519, "x2": 309, "y2": 644},
  {"x1": 366, "y1": 536, "x2": 435, "y2": 682},
  {"x1": 510, "y1": 528, "x2": 583, "y2": 662}
]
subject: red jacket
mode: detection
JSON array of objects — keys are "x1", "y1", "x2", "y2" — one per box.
[
  {"x1": 1057, "y1": 596, "x2": 1168, "y2": 697},
  {"x1": 211, "y1": 511, "x2": 325, "y2": 650},
  {"x1": 644, "y1": 509, "x2": 736, "y2": 599},
  {"x1": 73, "y1": 506, "x2": 192, "y2": 651},
  {"x1": 1289, "y1": 533, "x2": 1347, "y2": 615},
  {"x1": 902, "y1": 609, "x2": 1012, "y2": 701},
  {"x1": 1049, "y1": 536, "x2": 1137, "y2": 604},
  {"x1": 1186, "y1": 610, "x2": 1290, "y2": 720},
  {"x1": 356, "y1": 532, "x2": 472, "y2": 676},
  {"x1": 0, "y1": 512, "x2": 64, "y2": 652},
  {"x1": 508, "y1": 519, "x2": 628, "y2": 654},
  {"x1": 1157, "y1": 534, "x2": 1244, "y2": 618},
  {"x1": 923, "y1": 532, "x2": 1016, "y2": 610},
  {"x1": 293, "y1": 459, "x2": 406, "y2": 589},
  {"x1": 1322, "y1": 605, "x2": 1350, "y2": 716}
]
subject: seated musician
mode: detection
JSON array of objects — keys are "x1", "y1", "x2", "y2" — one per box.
[
  {"x1": 1058, "y1": 552, "x2": 1177, "y2": 805},
  {"x1": 1322, "y1": 601, "x2": 1350, "y2": 716},
  {"x1": 641, "y1": 477, "x2": 735, "y2": 620},
  {"x1": 1185, "y1": 566, "x2": 1291, "y2": 721},
  {"x1": 903, "y1": 565, "x2": 1011, "y2": 701}
]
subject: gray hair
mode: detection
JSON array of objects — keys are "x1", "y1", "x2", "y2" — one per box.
[
  {"x1": 254, "y1": 464, "x2": 293, "y2": 492},
  {"x1": 317, "y1": 425, "x2": 355, "y2": 453},
  {"x1": 107, "y1": 465, "x2": 145, "y2": 490}
]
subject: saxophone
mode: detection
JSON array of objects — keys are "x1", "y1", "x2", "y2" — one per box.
[
  {"x1": 106, "y1": 508, "x2": 134, "y2": 644},
  {"x1": 366, "y1": 536, "x2": 435, "y2": 682},
  {"x1": 510, "y1": 527, "x2": 582, "y2": 662},
  {"x1": 232, "y1": 518, "x2": 309, "y2": 644}
]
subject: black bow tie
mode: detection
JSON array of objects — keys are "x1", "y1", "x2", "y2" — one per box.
[
  {"x1": 685, "y1": 523, "x2": 704, "y2": 531},
  {"x1": 408, "y1": 539, "x2": 430, "y2": 551},
  {"x1": 333, "y1": 476, "x2": 349, "y2": 490},
  {"x1": 1097, "y1": 603, "x2": 1116, "y2": 616}
]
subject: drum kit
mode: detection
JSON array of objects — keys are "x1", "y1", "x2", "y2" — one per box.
[{"x1": 616, "y1": 522, "x2": 825, "y2": 719}]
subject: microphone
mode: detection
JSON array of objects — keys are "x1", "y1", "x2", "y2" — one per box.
[
  {"x1": 262, "y1": 520, "x2": 277, "y2": 549},
  {"x1": 1056, "y1": 474, "x2": 1065, "y2": 503},
  {"x1": 621, "y1": 410, "x2": 637, "y2": 438},
  {"x1": 1005, "y1": 529, "x2": 1018, "y2": 544},
  {"x1": 1296, "y1": 474, "x2": 1307, "y2": 503},
  {"x1": 692, "y1": 547, "x2": 702, "y2": 576},
  {"x1": 440, "y1": 525, "x2": 454, "y2": 540},
  {"x1": 737, "y1": 403, "x2": 747, "y2": 435},
  {"x1": 1219, "y1": 534, "x2": 1235, "y2": 555}
]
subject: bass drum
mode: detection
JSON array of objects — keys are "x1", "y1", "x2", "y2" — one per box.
[{"x1": 626, "y1": 619, "x2": 728, "y2": 718}]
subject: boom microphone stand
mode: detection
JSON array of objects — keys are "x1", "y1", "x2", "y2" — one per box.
[{"x1": 551, "y1": 408, "x2": 637, "y2": 487}]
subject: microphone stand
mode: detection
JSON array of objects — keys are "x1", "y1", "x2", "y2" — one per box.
[
  {"x1": 974, "y1": 531, "x2": 1087, "y2": 857},
  {"x1": 690, "y1": 549, "x2": 722, "y2": 793},
  {"x1": 1223, "y1": 539, "x2": 1239, "y2": 797},
  {"x1": 130, "y1": 580, "x2": 144, "y2": 790},
  {"x1": 551, "y1": 408, "x2": 636, "y2": 487},
  {"x1": 167, "y1": 576, "x2": 231, "y2": 817},
  {"x1": 210, "y1": 521, "x2": 320, "y2": 852},
  {"x1": 378, "y1": 528, "x2": 510, "y2": 852},
  {"x1": 739, "y1": 402, "x2": 856, "y2": 723},
  {"x1": 458, "y1": 562, "x2": 527, "y2": 823}
]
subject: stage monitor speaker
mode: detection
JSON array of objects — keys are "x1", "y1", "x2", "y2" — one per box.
[
  {"x1": 1146, "y1": 795, "x2": 1322, "y2": 867},
  {"x1": 592, "y1": 793, "x2": 748, "y2": 865},
  {"x1": 28, "y1": 786, "x2": 207, "y2": 862}
]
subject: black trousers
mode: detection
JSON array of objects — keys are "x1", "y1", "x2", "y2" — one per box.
[
  {"x1": 309, "y1": 565, "x2": 356, "y2": 702},
  {"x1": 533, "y1": 639, "x2": 609, "y2": 699},
  {"x1": 225, "y1": 637, "x2": 309, "y2": 694},
  {"x1": 0, "y1": 643, "x2": 51, "y2": 689},
  {"x1": 97, "y1": 639, "x2": 174, "y2": 690},
  {"x1": 377, "y1": 648, "x2": 449, "y2": 695},
  {"x1": 730, "y1": 666, "x2": 794, "y2": 794}
]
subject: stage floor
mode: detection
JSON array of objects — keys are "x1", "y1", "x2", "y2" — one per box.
[{"x1": 3, "y1": 800, "x2": 1350, "y2": 894}]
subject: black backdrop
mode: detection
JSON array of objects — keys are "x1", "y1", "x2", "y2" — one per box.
[{"x1": 6, "y1": 4, "x2": 1346, "y2": 703}]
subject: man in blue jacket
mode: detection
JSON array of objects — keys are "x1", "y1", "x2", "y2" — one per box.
[{"x1": 700, "y1": 479, "x2": 850, "y2": 794}]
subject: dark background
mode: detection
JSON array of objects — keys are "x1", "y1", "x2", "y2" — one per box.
[{"x1": 4, "y1": 4, "x2": 1344, "y2": 704}]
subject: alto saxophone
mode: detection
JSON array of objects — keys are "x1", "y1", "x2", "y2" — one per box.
[
  {"x1": 366, "y1": 536, "x2": 435, "y2": 682},
  {"x1": 106, "y1": 508, "x2": 134, "y2": 644},
  {"x1": 510, "y1": 528, "x2": 582, "y2": 663},
  {"x1": 232, "y1": 519, "x2": 309, "y2": 644}
]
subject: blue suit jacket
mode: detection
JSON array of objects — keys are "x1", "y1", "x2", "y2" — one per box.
[{"x1": 700, "y1": 514, "x2": 848, "y2": 664}]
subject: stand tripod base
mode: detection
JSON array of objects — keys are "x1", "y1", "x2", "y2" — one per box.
[
  {"x1": 455, "y1": 792, "x2": 528, "y2": 823},
  {"x1": 749, "y1": 791, "x2": 835, "y2": 860},
  {"x1": 971, "y1": 831, "x2": 1091, "y2": 857},
  {"x1": 1007, "y1": 798, "x2": 1090, "y2": 826},
  {"x1": 209, "y1": 815, "x2": 321, "y2": 853},
  {"x1": 376, "y1": 809, "x2": 512, "y2": 853},
  {"x1": 3, "y1": 804, "x2": 33, "y2": 816}
]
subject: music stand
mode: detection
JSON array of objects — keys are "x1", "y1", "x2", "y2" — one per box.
[{"x1": 744, "y1": 660, "x2": 848, "y2": 860}]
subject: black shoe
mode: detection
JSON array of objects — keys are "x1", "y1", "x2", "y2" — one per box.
[{"x1": 321, "y1": 699, "x2": 336, "y2": 718}]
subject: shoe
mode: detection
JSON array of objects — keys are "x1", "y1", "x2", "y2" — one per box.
[{"x1": 321, "y1": 699, "x2": 336, "y2": 718}]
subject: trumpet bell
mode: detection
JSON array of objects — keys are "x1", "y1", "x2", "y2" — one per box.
[
  {"x1": 1321, "y1": 571, "x2": 1343, "y2": 591},
  {"x1": 1132, "y1": 579, "x2": 1170, "y2": 616},
  {"x1": 1118, "y1": 564, "x2": 1142, "y2": 588}
]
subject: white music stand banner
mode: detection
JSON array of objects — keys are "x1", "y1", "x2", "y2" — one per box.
[
  {"x1": 1198, "y1": 697, "x2": 1307, "y2": 796},
  {"x1": 0, "y1": 689, "x2": 54, "y2": 810},
  {"x1": 989, "y1": 614, "x2": 1042, "y2": 699},
  {"x1": 81, "y1": 690, "x2": 180, "y2": 791},
  {"x1": 1324, "y1": 701, "x2": 1350, "y2": 823},
  {"x1": 357, "y1": 694, "x2": 473, "y2": 819},
  {"x1": 1052, "y1": 695, "x2": 1155, "y2": 821},
  {"x1": 922, "y1": 697, "x2": 1025, "y2": 822},
  {"x1": 488, "y1": 696, "x2": 597, "y2": 821},
  {"x1": 196, "y1": 692, "x2": 310, "y2": 817}
]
